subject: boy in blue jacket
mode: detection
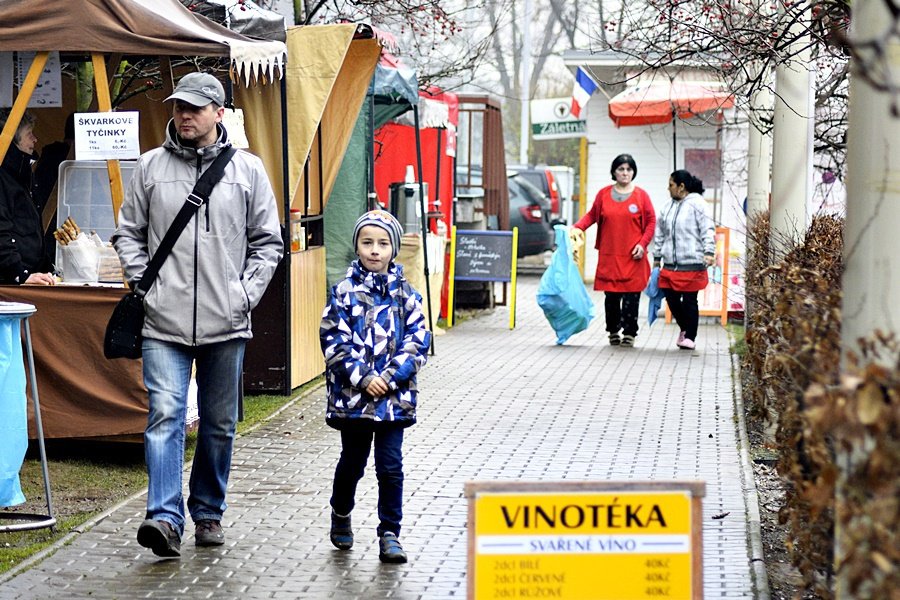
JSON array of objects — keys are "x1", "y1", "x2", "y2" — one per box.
[{"x1": 320, "y1": 210, "x2": 431, "y2": 563}]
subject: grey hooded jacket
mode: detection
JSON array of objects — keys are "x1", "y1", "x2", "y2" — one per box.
[
  {"x1": 653, "y1": 192, "x2": 715, "y2": 269},
  {"x1": 112, "y1": 120, "x2": 283, "y2": 346}
]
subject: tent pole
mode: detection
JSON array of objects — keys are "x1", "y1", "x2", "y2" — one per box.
[
  {"x1": 672, "y1": 110, "x2": 677, "y2": 171},
  {"x1": 435, "y1": 128, "x2": 443, "y2": 217},
  {"x1": 91, "y1": 53, "x2": 125, "y2": 227},
  {"x1": 413, "y1": 105, "x2": 435, "y2": 355},
  {"x1": 0, "y1": 52, "x2": 48, "y2": 164},
  {"x1": 279, "y1": 72, "x2": 292, "y2": 397},
  {"x1": 367, "y1": 92, "x2": 377, "y2": 209}
]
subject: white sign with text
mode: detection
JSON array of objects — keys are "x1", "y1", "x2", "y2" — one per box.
[
  {"x1": 530, "y1": 97, "x2": 586, "y2": 140},
  {"x1": 75, "y1": 112, "x2": 141, "y2": 160}
]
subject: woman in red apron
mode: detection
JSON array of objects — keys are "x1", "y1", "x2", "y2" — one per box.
[
  {"x1": 571, "y1": 154, "x2": 656, "y2": 347},
  {"x1": 653, "y1": 169, "x2": 716, "y2": 350}
]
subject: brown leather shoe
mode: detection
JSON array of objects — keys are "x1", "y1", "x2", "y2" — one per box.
[
  {"x1": 195, "y1": 519, "x2": 225, "y2": 546},
  {"x1": 137, "y1": 519, "x2": 181, "y2": 557}
]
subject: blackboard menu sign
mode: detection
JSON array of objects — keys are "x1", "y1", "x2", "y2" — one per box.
[{"x1": 453, "y1": 230, "x2": 514, "y2": 282}]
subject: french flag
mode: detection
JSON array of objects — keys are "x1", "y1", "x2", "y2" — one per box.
[{"x1": 570, "y1": 67, "x2": 599, "y2": 118}]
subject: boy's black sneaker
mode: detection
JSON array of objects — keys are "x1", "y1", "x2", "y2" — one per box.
[
  {"x1": 620, "y1": 334, "x2": 635, "y2": 347},
  {"x1": 137, "y1": 519, "x2": 181, "y2": 558},
  {"x1": 330, "y1": 511, "x2": 354, "y2": 550},
  {"x1": 195, "y1": 519, "x2": 225, "y2": 546},
  {"x1": 608, "y1": 333, "x2": 621, "y2": 346},
  {"x1": 378, "y1": 532, "x2": 408, "y2": 564}
]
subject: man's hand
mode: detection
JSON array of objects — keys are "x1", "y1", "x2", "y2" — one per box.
[
  {"x1": 24, "y1": 273, "x2": 55, "y2": 285},
  {"x1": 704, "y1": 255, "x2": 715, "y2": 267},
  {"x1": 366, "y1": 376, "x2": 389, "y2": 397}
]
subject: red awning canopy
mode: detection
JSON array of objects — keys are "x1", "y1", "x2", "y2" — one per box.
[{"x1": 608, "y1": 80, "x2": 735, "y2": 127}]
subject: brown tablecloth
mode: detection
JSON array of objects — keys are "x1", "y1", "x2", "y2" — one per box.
[{"x1": 0, "y1": 285, "x2": 147, "y2": 440}]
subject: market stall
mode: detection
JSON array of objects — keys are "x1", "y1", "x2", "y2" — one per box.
[
  {"x1": 0, "y1": 0, "x2": 287, "y2": 439},
  {"x1": 0, "y1": 5, "x2": 382, "y2": 440}
]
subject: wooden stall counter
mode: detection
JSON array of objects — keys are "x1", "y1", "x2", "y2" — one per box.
[{"x1": 0, "y1": 285, "x2": 147, "y2": 441}]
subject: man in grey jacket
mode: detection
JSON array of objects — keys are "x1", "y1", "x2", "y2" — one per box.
[{"x1": 112, "y1": 72, "x2": 283, "y2": 558}]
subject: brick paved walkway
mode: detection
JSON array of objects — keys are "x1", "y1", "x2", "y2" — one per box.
[{"x1": 0, "y1": 273, "x2": 759, "y2": 599}]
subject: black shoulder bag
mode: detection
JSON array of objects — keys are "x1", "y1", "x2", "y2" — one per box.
[{"x1": 104, "y1": 147, "x2": 237, "y2": 359}]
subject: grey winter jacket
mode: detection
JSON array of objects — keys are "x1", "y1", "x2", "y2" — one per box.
[
  {"x1": 653, "y1": 192, "x2": 715, "y2": 269},
  {"x1": 112, "y1": 121, "x2": 283, "y2": 346}
]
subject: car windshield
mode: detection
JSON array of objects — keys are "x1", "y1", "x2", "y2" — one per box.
[
  {"x1": 517, "y1": 171, "x2": 546, "y2": 193},
  {"x1": 509, "y1": 174, "x2": 546, "y2": 205}
]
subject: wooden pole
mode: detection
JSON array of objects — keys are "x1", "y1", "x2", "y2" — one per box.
[
  {"x1": 577, "y1": 136, "x2": 588, "y2": 278},
  {"x1": 0, "y1": 52, "x2": 49, "y2": 164},
  {"x1": 91, "y1": 53, "x2": 125, "y2": 225}
]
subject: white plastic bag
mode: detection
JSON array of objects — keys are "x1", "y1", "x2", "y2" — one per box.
[{"x1": 60, "y1": 232, "x2": 100, "y2": 283}]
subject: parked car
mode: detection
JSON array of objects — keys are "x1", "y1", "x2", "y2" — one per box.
[
  {"x1": 453, "y1": 166, "x2": 554, "y2": 257},
  {"x1": 507, "y1": 164, "x2": 562, "y2": 219},
  {"x1": 547, "y1": 165, "x2": 576, "y2": 224},
  {"x1": 507, "y1": 172, "x2": 554, "y2": 257}
]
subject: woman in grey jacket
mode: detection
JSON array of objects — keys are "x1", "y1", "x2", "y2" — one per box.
[{"x1": 652, "y1": 169, "x2": 715, "y2": 350}]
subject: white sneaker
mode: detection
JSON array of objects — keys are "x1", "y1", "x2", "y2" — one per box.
[
  {"x1": 678, "y1": 337, "x2": 696, "y2": 350},
  {"x1": 676, "y1": 331, "x2": 686, "y2": 347}
]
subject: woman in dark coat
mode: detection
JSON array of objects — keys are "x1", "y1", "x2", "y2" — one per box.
[{"x1": 0, "y1": 109, "x2": 55, "y2": 285}]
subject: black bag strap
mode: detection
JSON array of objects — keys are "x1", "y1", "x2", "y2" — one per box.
[{"x1": 135, "y1": 147, "x2": 236, "y2": 296}]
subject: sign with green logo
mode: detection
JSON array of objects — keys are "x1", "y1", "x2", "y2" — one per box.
[{"x1": 531, "y1": 98, "x2": 587, "y2": 140}]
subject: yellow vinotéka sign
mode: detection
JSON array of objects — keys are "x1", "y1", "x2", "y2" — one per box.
[{"x1": 467, "y1": 482, "x2": 704, "y2": 600}]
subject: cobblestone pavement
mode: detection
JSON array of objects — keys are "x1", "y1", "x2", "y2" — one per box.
[{"x1": 1, "y1": 273, "x2": 758, "y2": 599}]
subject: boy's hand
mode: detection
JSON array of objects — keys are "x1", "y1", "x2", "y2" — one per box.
[{"x1": 366, "y1": 376, "x2": 389, "y2": 397}]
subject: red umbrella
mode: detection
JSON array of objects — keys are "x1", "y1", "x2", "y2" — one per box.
[
  {"x1": 607, "y1": 79, "x2": 734, "y2": 169},
  {"x1": 608, "y1": 80, "x2": 735, "y2": 126}
]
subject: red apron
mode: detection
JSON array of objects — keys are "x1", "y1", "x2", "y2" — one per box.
[
  {"x1": 589, "y1": 188, "x2": 652, "y2": 292},
  {"x1": 658, "y1": 268, "x2": 709, "y2": 292}
]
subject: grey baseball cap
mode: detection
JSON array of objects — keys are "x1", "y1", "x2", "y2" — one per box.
[{"x1": 166, "y1": 73, "x2": 225, "y2": 107}]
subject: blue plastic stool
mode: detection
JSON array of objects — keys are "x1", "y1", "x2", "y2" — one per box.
[{"x1": 0, "y1": 302, "x2": 55, "y2": 532}]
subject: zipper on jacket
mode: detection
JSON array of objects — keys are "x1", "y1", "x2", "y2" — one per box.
[
  {"x1": 192, "y1": 154, "x2": 202, "y2": 345},
  {"x1": 670, "y1": 201, "x2": 683, "y2": 266}
]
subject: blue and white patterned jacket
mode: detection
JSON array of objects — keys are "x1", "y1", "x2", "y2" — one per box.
[{"x1": 320, "y1": 260, "x2": 431, "y2": 429}]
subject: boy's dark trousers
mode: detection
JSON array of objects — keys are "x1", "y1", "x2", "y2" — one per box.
[{"x1": 331, "y1": 424, "x2": 404, "y2": 536}]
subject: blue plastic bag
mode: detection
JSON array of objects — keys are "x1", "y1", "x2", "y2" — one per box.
[
  {"x1": 537, "y1": 225, "x2": 596, "y2": 344},
  {"x1": 644, "y1": 266, "x2": 665, "y2": 326},
  {"x1": 0, "y1": 318, "x2": 27, "y2": 507}
]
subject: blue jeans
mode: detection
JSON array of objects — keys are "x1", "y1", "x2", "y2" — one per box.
[
  {"x1": 142, "y1": 337, "x2": 245, "y2": 537},
  {"x1": 330, "y1": 425, "x2": 404, "y2": 537}
]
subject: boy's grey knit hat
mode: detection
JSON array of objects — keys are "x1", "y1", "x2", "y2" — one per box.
[{"x1": 353, "y1": 209, "x2": 404, "y2": 259}]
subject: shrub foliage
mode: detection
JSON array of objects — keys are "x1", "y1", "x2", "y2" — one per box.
[{"x1": 744, "y1": 212, "x2": 899, "y2": 597}]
